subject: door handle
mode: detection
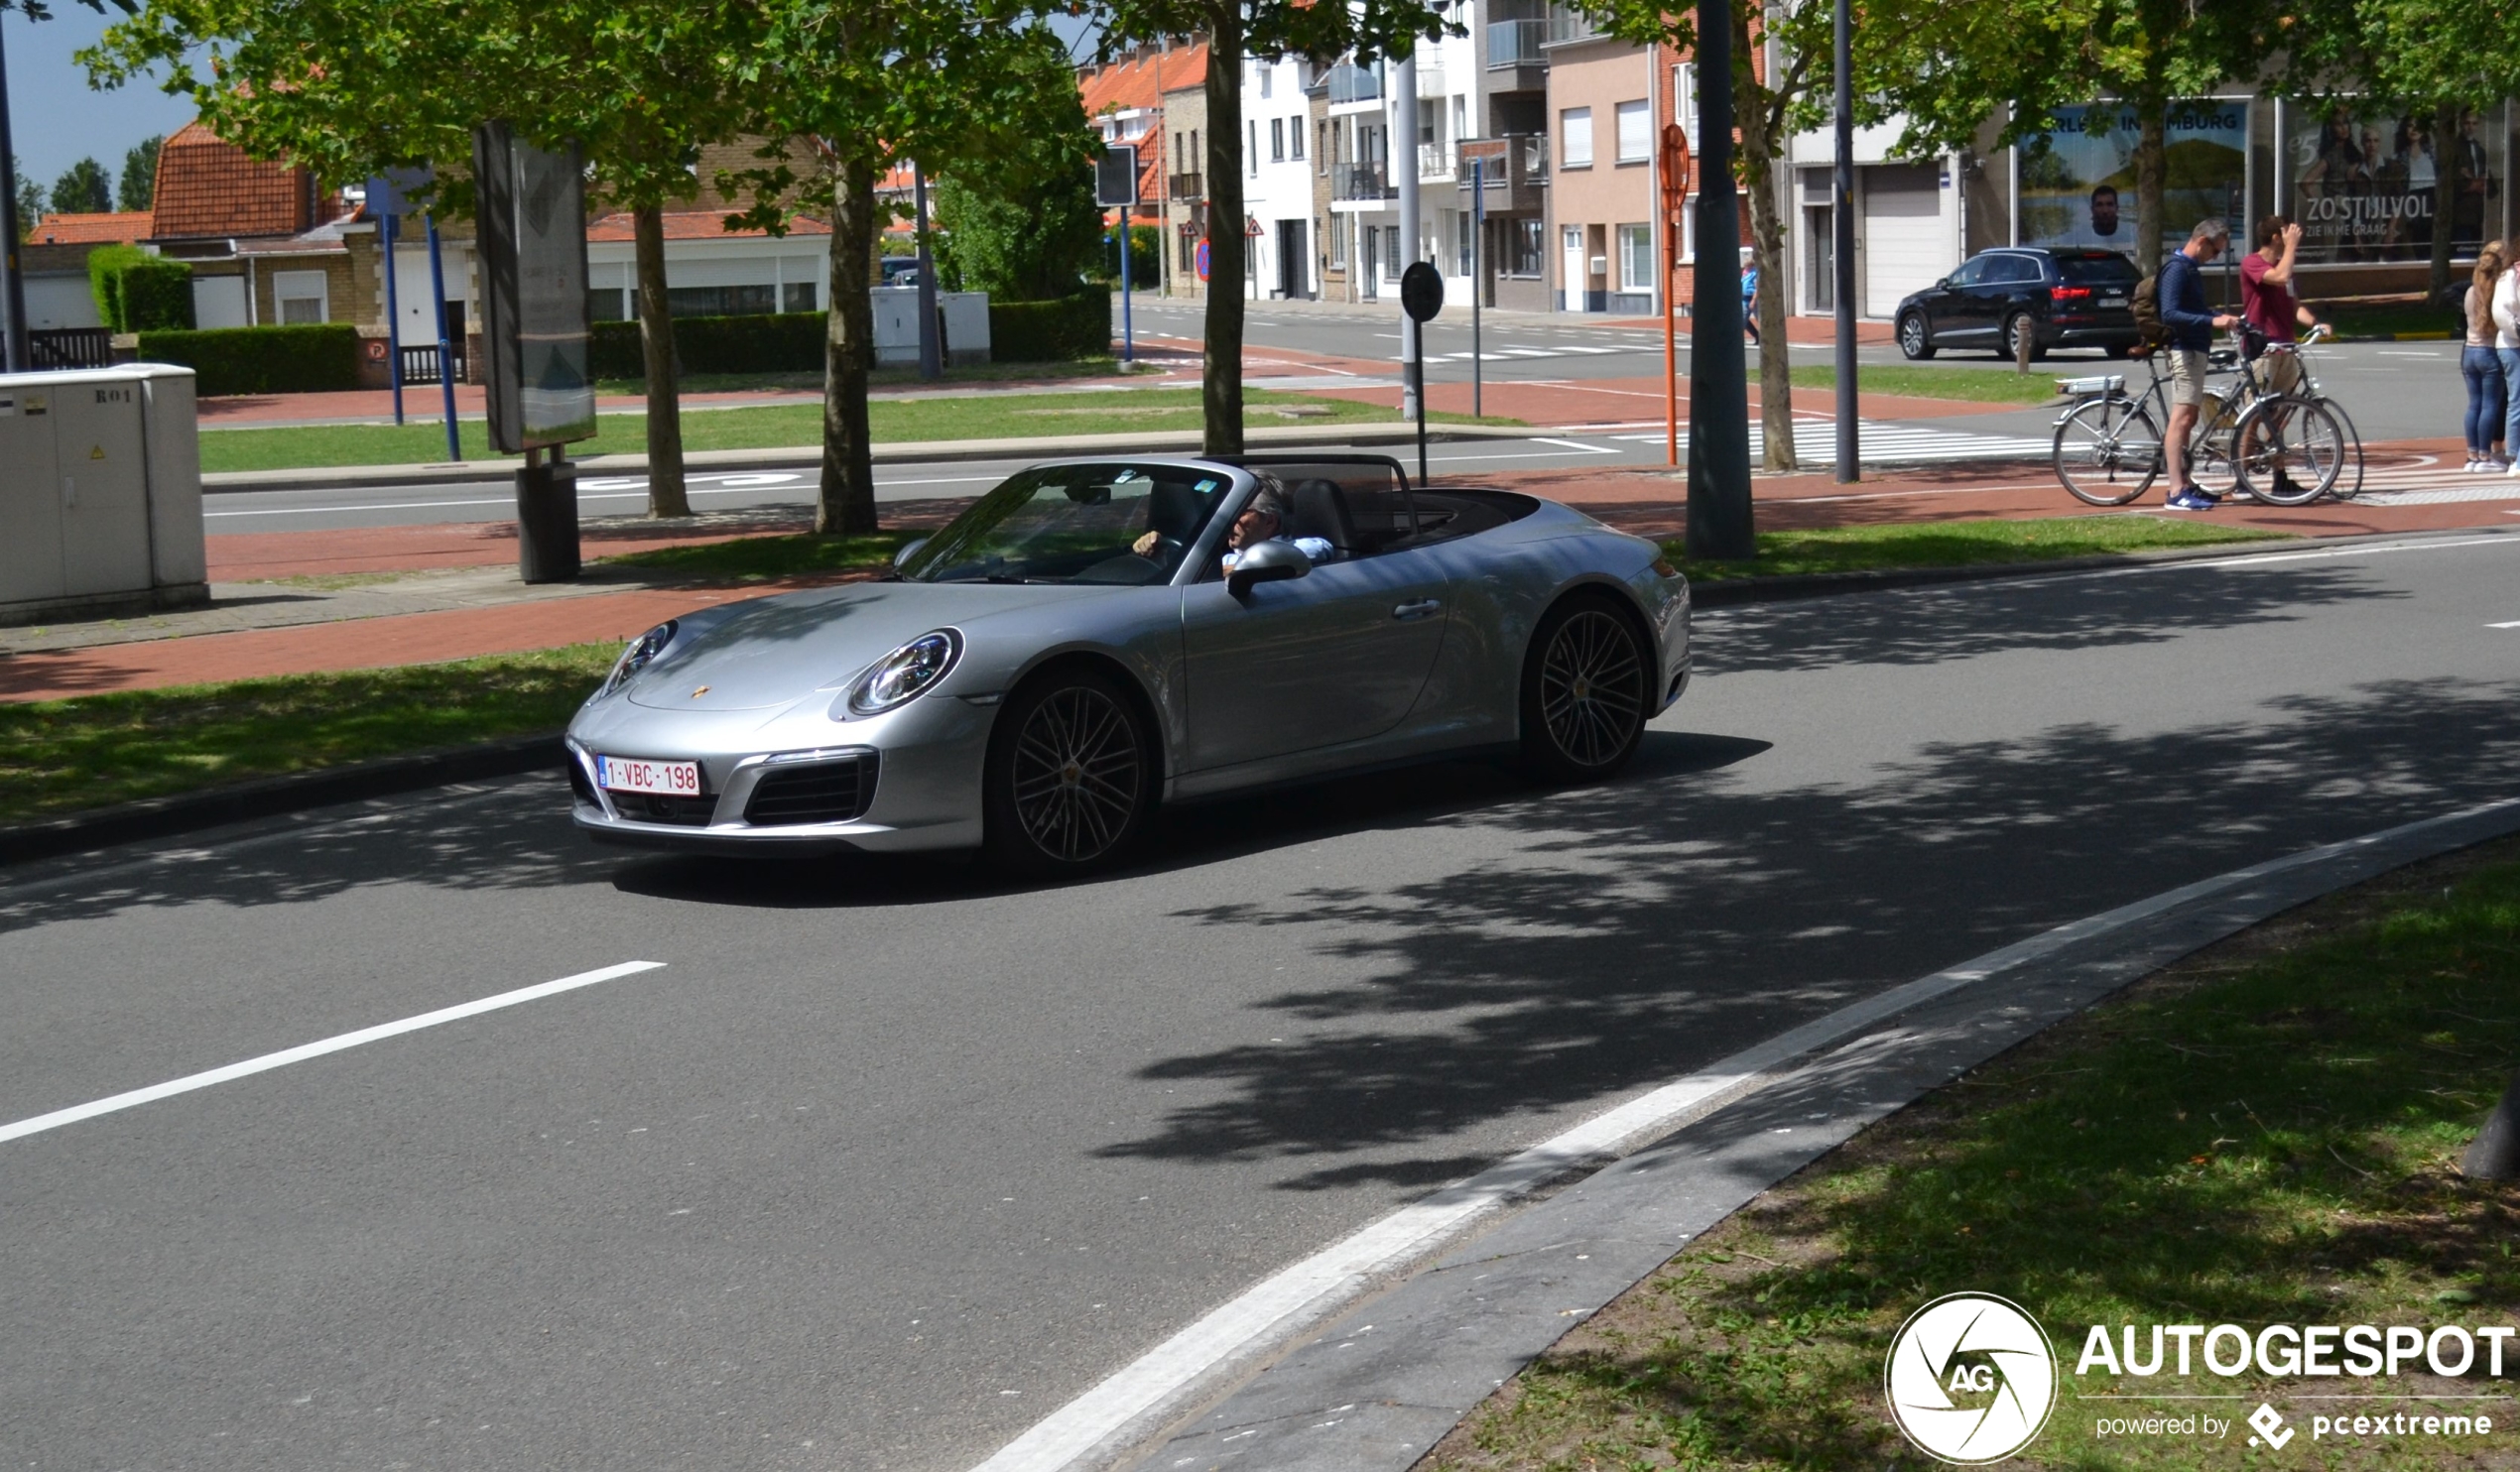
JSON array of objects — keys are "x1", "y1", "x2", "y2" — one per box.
[{"x1": 1392, "y1": 598, "x2": 1442, "y2": 621}]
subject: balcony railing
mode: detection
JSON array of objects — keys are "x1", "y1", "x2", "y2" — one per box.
[
  {"x1": 1331, "y1": 161, "x2": 1394, "y2": 201},
  {"x1": 1546, "y1": 7, "x2": 1601, "y2": 43},
  {"x1": 1487, "y1": 18, "x2": 1548, "y2": 66},
  {"x1": 1456, "y1": 135, "x2": 1550, "y2": 211},
  {"x1": 1168, "y1": 171, "x2": 1203, "y2": 201},
  {"x1": 1325, "y1": 62, "x2": 1380, "y2": 104},
  {"x1": 1418, "y1": 141, "x2": 1454, "y2": 182}
]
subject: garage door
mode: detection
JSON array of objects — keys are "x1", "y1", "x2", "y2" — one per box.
[{"x1": 1863, "y1": 166, "x2": 1947, "y2": 319}]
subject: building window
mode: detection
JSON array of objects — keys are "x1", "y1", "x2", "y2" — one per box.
[
  {"x1": 1616, "y1": 100, "x2": 1650, "y2": 163},
  {"x1": 783, "y1": 281, "x2": 816, "y2": 313},
  {"x1": 272, "y1": 269, "x2": 328, "y2": 324},
  {"x1": 588, "y1": 289, "x2": 631, "y2": 321},
  {"x1": 1456, "y1": 210, "x2": 1472, "y2": 276},
  {"x1": 1512, "y1": 218, "x2": 1544, "y2": 276},
  {"x1": 1271, "y1": 118, "x2": 1285, "y2": 162},
  {"x1": 667, "y1": 284, "x2": 776, "y2": 317},
  {"x1": 1561, "y1": 107, "x2": 1592, "y2": 169},
  {"x1": 1174, "y1": 131, "x2": 1185, "y2": 172},
  {"x1": 1618, "y1": 223, "x2": 1652, "y2": 292},
  {"x1": 1249, "y1": 121, "x2": 1258, "y2": 175},
  {"x1": 1259, "y1": 64, "x2": 1272, "y2": 99},
  {"x1": 1317, "y1": 121, "x2": 1329, "y2": 173},
  {"x1": 1676, "y1": 63, "x2": 1698, "y2": 136},
  {"x1": 1291, "y1": 119, "x2": 1305, "y2": 161},
  {"x1": 1329, "y1": 214, "x2": 1346, "y2": 267},
  {"x1": 1384, "y1": 225, "x2": 1402, "y2": 273}
]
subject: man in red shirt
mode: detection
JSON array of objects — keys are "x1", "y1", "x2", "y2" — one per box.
[{"x1": 2241, "y1": 215, "x2": 2325, "y2": 393}]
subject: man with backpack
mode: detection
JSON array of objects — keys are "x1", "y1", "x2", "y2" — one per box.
[{"x1": 2158, "y1": 219, "x2": 2243, "y2": 510}]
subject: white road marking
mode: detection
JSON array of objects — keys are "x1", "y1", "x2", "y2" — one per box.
[
  {"x1": 0, "y1": 961, "x2": 667, "y2": 1146},
  {"x1": 1526, "y1": 436, "x2": 1620, "y2": 455},
  {"x1": 2489, "y1": 620, "x2": 2520, "y2": 629},
  {"x1": 967, "y1": 796, "x2": 2520, "y2": 1472},
  {"x1": 202, "y1": 474, "x2": 1004, "y2": 520}
]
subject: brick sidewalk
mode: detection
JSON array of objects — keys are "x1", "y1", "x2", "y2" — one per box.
[{"x1": 5, "y1": 440, "x2": 2508, "y2": 703}]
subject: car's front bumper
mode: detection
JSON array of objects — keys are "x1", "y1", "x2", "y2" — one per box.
[{"x1": 564, "y1": 688, "x2": 998, "y2": 855}]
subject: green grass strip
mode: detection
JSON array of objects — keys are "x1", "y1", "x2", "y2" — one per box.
[
  {"x1": 1666, "y1": 515, "x2": 2288, "y2": 581},
  {"x1": 1787, "y1": 363, "x2": 2091, "y2": 406},
  {"x1": 1437, "y1": 843, "x2": 2520, "y2": 1471},
  {"x1": 198, "y1": 390, "x2": 1523, "y2": 474},
  {"x1": 0, "y1": 646, "x2": 620, "y2": 822}
]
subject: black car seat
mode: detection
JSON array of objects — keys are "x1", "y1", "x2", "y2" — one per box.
[
  {"x1": 1145, "y1": 477, "x2": 1209, "y2": 544},
  {"x1": 1284, "y1": 478, "x2": 1357, "y2": 555}
]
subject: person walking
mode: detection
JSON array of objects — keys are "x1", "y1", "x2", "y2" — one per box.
[
  {"x1": 2464, "y1": 241, "x2": 2508, "y2": 472},
  {"x1": 2493, "y1": 243, "x2": 2520, "y2": 477},
  {"x1": 2161, "y1": 219, "x2": 2242, "y2": 510},
  {"x1": 1741, "y1": 250, "x2": 1761, "y2": 346}
]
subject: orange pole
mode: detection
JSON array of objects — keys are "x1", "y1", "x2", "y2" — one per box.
[{"x1": 1665, "y1": 246, "x2": 1678, "y2": 467}]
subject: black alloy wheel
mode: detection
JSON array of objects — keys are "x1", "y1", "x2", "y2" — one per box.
[
  {"x1": 1520, "y1": 596, "x2": 1651, "y2": 783},
  {"x1": 984, "y1": 668, "x2": 1154, "y2": 875},
  {"x1": 1898, "y1": 312, "x2": 1936, "y2": 360}
]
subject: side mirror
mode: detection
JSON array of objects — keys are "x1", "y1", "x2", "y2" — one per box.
[
  {"x1": 1226, "y1": 540, "x2": 1312, "y2": 599},
  {"x1": 892, "y1": 537, "x2": 929, "y2": 569}
]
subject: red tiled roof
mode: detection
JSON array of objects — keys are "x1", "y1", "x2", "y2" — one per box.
[
  {"x1": 586, "y1": 211, "x2": 833, "y2": 242},
  {"x1": 150, "y1": 120, "x2": 315, "y2": 240},
  {"x1": 1077, "y1": 41, "x2": 1205, "y2": 119},
  {"x1": 29, "y1": 211, "x2": 152, "y2": 246}
]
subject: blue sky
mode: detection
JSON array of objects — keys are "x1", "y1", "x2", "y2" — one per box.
[{"x1": 5, "y1": 2, "x2": 193, "y2": 203}]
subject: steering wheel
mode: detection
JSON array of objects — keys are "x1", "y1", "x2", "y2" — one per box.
[{"x1": 1137, "y1": 534, "x2": 1187, "y2": 566}]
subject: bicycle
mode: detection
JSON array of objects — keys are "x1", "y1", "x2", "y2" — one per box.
[
  {"x1": 2051, "y1": 346, "x2": 2250, "y2": 506},
  {"x1": 2227, "y1": 324, "x2": 2362, "y2": 505}
]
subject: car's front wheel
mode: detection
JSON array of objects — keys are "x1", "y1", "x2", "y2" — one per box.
[
  {"x1": 1898, "y1": 312, "x2": 1936, "y2": 360},
  {"x1": 983, "y1": 667, "x2": 1156, "y2": 876},
  {"x1": 1520, "y1": 595, "x2": 1652, "y2": 784}
]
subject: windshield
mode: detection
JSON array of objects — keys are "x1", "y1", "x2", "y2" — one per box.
[{"x1": 897, "y1": 462, "x2": 1235, "y2": 585}]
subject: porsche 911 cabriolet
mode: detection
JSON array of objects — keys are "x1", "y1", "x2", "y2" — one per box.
[{"x1": 565, "y1": 454, "x2": 1690, "y2": 874}]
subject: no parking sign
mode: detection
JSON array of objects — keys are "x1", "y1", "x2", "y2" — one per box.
[{"x1": 1195, "y1": 238, "x2": 1210, "y2": 282}]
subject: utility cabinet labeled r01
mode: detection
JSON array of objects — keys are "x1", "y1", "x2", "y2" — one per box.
[{"x1": 0, "y1": 365, "x2": 207, "y2": 624}]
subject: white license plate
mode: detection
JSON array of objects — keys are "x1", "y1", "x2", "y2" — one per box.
[
  {"x1": 596, "y1": 755, "x2": 702, "y2": 797},
  {"x1": 2099, "y1": 296, "x2": 2126, "y2": 307}
]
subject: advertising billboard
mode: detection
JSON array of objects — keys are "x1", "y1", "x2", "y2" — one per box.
[
  {"x1": 2017, "y1": 102, "x2": 2247, "y2": 258},
  {"x1": 471, "y1": 123, "x2": 596, "y2": 453},
  {"x1": 2288, "y1": 108, "x2": 2500, "y2": 264}
]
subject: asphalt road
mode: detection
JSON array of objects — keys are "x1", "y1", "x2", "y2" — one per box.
[{"x1": 6, "y1": 532, "x2": 2516, "y2": 1472}]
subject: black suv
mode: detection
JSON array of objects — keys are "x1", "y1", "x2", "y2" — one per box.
[{"x1": 1893, "y1": 248, "x2": 2142, "y2": 361}]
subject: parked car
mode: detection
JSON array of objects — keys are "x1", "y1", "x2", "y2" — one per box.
[
  {"x1": 1894, "y1": 248, "x2": 2142, "y2": 361},
  {"x1": 565, "y1": 455, "x2": 1692, "y2": 876}
]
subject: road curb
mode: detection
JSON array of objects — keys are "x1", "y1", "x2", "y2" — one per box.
[
  {"x1": 1686, "y1": 523, "x2": 2519, "y2": 607},
  {"x1": 0, "y1": 733, "x2": 561, "y2": 867},
  {"x1": 199, "y1": 423, "x2": 1538, "y2": 495},
  {"x1": 1000, "y1": 797, "x2": 2520, "y2": 1472}
]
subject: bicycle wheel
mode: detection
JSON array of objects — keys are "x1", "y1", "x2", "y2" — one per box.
[
  {"x1": 2317, "y1": 395, "x2": 2368, "y2": 498},
  {"x1": 2052, "y1": 396, "x2": 2161, "y2": 506},
  {"x1": 2235, "y1": 396, "x2": 2347, "y2": 505},
  {"x1": 2186, "y1": 389, "x2": 2246, "y2": 498}
]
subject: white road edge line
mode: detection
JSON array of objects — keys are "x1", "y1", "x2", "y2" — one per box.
[
  {"x1": 967, "y1": 796, "x2": 2520, "y2": 1472},
  {"x1": 0, "y1": 960, "x2": 667, "y2": 1146},
  {"x1": 1525, "y1": 436, "x2": 1620, "y2": 455}
]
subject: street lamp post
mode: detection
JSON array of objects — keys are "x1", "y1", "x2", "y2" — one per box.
[
  {"x1": 1832, "y1": 0, "x2": 1858, "y2": 481},
  {"x1": 0, "y1": 8, "x2": 30, "y2": 372}
]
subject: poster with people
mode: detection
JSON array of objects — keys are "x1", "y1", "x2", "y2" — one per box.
[
  {"x1": 2017, "y1": 101, "x2": 2247, "y2": 258},
  {"x1": 2290, "y1": 108, "x2": 2499, "y2": 263}
]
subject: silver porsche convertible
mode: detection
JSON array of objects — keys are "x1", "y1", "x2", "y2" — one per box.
[{"x1": 564, "y1": 454, "x2": 1690, "y2": 874}]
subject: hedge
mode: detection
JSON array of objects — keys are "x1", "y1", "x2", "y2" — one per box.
[
  {"x1": 88, "y1": 244, "x2": 194, "y2": 333},
  {"x1": 589, "y1": 294, "x2": 1112, "y2": 380},
  {"x1": 988, "y1": 293, "x2": 1110, "y2": 363},
  {"x1": 136, "y1": 323, "x2": 362, "y2": 396}
]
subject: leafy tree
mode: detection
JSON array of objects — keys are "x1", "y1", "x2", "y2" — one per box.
[
  {"x1": 1078, "y1": 0, "x2": 1448, "y2": 453},
  {"x1": 85, "y1": 0, "x2": 758, "y2": 519},
  {"x1": 2331, "y1": 0, "x2": 2520, "y2": 294},
  {"x1": 118, "y1": 134, "x2": 161, "y2": 211},
  {"x1": 50, "y1": 157, "x2": 112, "y2": 213},
  {"x1": 722, "y1": 4, "x2": 1084, "y2": 533},
  {"x1": 929, "y1": 38, "x2": 1103, "y2": 302},
  {"x1": 11, "y1": 159, "x2": 39, "y2": 240}
]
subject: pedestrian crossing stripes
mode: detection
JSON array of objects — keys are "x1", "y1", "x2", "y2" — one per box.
[
  {"x1": 1606, "y1": 421, "x2": 2058, "y2": 465},
  {"x1": 2346, "y1": 479, "x2": 2520, "y2": 506}
]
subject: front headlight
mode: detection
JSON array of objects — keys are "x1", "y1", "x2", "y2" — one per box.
[
  {"x1": 842, "y1": 629, "x2": 962, "y2": 717},
  {"x1": 604, "y1": 620, "x2": 677, "y2": 695}
]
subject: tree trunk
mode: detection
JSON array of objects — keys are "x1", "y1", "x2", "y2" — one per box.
[
  {"x1": 634, "y1": 203, "x2": 690, "y2": 518},
  {"x1": 1733, "y1": 11, "x2": 1795, "y2": 472},
  {"x1": 818, "y1": 154, "x2": 878, "y2": 535},
  {"x1": 2429, "y1": 100, "x2": 2460, "y2": 301},
  {"x1": 2134, "y1": 105, "x2": 2167, "y2": 277},
  {"x1": 1200, "y1": 9, "x2": 1244, "y2": 456}
]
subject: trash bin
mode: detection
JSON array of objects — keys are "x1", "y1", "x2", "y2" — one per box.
[{"x1": 0, "y1": 364, "x2": 207, "y2": 625}]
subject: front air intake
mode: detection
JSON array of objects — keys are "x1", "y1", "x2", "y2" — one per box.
[{"x1": 744, "y1": 754, "x2": 881, "y2": 826}]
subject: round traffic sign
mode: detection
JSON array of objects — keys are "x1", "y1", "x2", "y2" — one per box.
[
  {"x1": 1400, "y1": 261, "x2": 1443, "y2": 322},
  {"x1": 1195, "y1": 238, "x2": 1210, "y2": 282}
]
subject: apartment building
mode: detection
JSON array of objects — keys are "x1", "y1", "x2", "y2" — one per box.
[{"x1": 1245, "y1": 55, "x2": 1317, "y2": 299}]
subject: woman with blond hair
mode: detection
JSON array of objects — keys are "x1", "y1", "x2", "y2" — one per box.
[{"x1": 2467, "y1": 241, "x2": 2509, "y2": 471}]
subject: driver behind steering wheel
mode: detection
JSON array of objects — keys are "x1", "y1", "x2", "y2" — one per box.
[{"x1": 1132, "y1": 474, "x2": 1333, "y2": 573}]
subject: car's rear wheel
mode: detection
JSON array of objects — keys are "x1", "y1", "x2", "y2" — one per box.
[
  {"x1": 1898, "y1": 312, "x2": 1936, "y2": 360},
  {"x1": 1520, "y1": 595, "x2": 1651, "y2": 784},
  {"x1": 984, "y1": 668, "x2": 1155, "y2": 876},
  {"x1": 2003, "y1": 312, "x2": 2044, "y2": 361}
]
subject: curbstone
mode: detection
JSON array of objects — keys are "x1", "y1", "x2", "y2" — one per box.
[{"x1": 0, "y1": 733, "x2": 562, "y2": 867}]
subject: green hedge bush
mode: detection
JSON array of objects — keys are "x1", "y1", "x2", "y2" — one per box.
[
  {"x1": 989, "y1": 293, "x2": 1110, "y2": 363},
  {"x1": 589, "y1": 311, "x2": 831, "y2": 381},
  {"x1": 135, "y1": 323, "x2": 362, "y2": 396},
  {"x1": 88, "y1": 244, "x2": 195, "y2": 333}
]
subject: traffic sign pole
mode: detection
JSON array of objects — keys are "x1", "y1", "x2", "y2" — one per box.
[
  {"x1": 1400, "y1": 262, "x2": 1444, "y2": 488},
  {"x1": 1661, "y1": 124, "x2": 1691, "y2": 470}
]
